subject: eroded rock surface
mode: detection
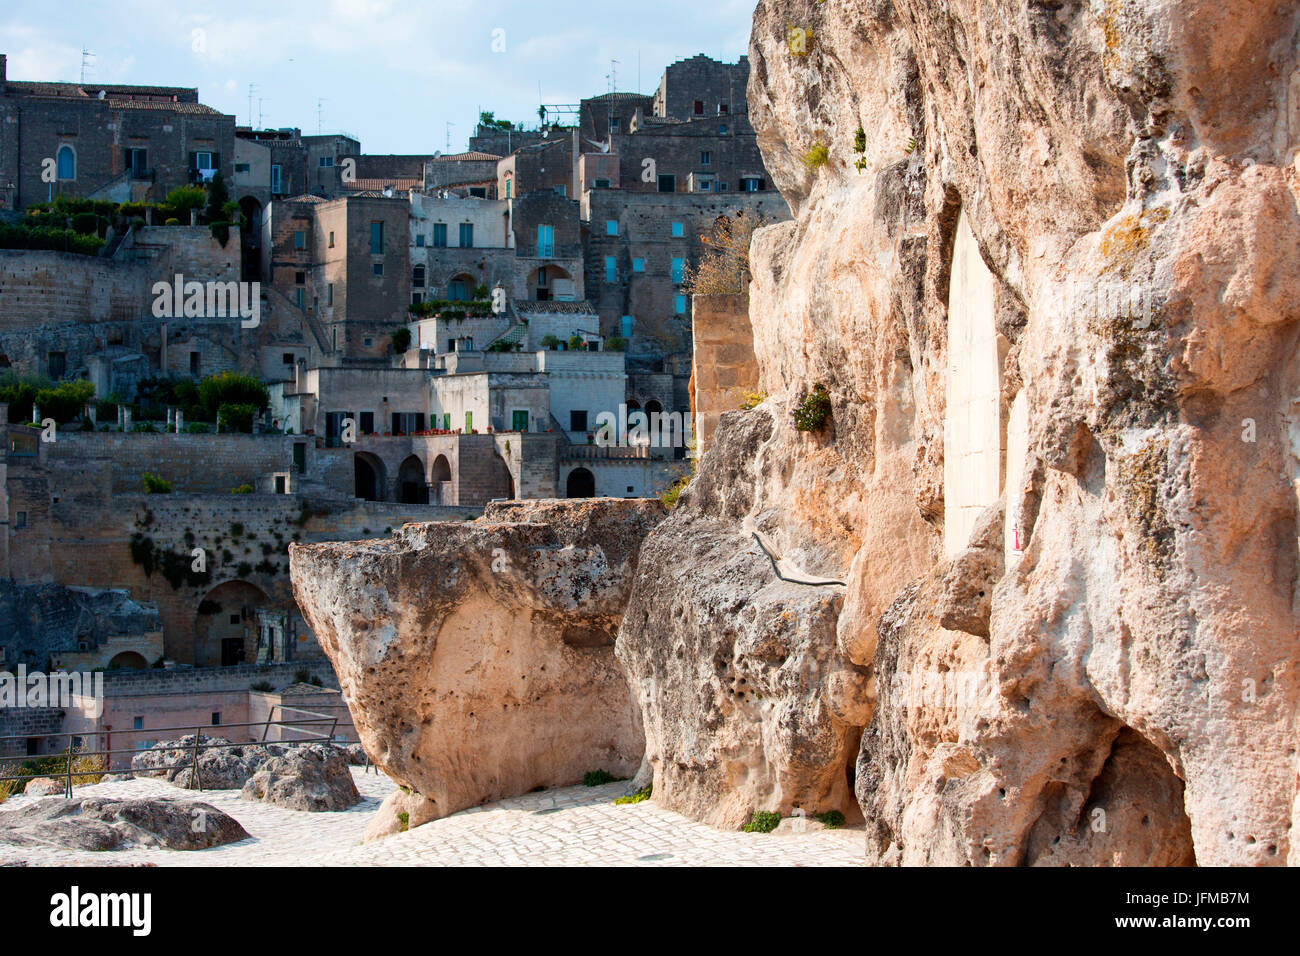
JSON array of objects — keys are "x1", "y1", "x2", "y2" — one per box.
[
  {"x1": 616, "y1": 0, "x2": 1300, "y2": 864},
  {"x1": 0, "y1": 797, "x2": 249, "y2": 851},
  {"x1": 290, "y1": 499, "x2": 659, "y2": 823},
  {"x1": 240, "y1": 744, "x2": 361, "y2": 812}
]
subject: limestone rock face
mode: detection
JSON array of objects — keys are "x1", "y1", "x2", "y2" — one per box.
[
  {"x1": 617, "y1": 0, "x2": 1300, "y2": 863},
  {"x1": 289, "y1": 499, "x2": 660, "y2": 822}
]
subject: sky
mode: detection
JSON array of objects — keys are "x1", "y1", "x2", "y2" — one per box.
[{"x1": 2, "y1": 0, "x2": 758, "y2": 153}]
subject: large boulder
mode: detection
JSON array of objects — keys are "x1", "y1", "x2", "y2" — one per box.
[
  {"x1": 289, "y1": 499, "x2": 660, "y2": 822},
  {"x1": 0, "y1": 797, "x2": 249, "y2": 851},
  {"x1": 131, "y1": 736, "x2": 287, "y2": 790},
  {"x1": 240, "y1": 744, "x2": 361, "y2": 812}
]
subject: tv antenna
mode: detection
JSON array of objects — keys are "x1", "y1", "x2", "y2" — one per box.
[
  {"x1": 247, "y1": 83, "x2": 259, "y2": 127},
  {"x1": 80, "y1": 48, "x2": 95, "y2": 84},
  {"x1": 445, "y1": 121, "x2": 454, "y2": 151},
  {"x1": 317, "y1": 98, "x2": 326, "y2": 134}
]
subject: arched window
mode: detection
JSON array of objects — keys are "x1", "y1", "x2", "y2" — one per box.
[
  {"x1": 57, "y1": 145, "x2": 76, "y2": 180},
  {"x1": 412, "y1": 265, "x2": 426, "y2": 288}
]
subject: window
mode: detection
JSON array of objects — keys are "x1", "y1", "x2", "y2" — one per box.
[
  {"x1": 48, "y1": 351, "x2": 66, "y2": 380},
  {"x1": 294, "y1": 442, "x2": 306, "y2": 473},
  {"x1": 295, "y1": 289, "x2": 305, "y2": 309},
  {"x1": 465, "y1": 411, "x2": 473, "y2": 432},
  {"x1": 459, "y1": 223, "x2": 474, "y2": 248},
  {"x1": 742, "y1": 177, "x2": 763, "y2": 192},
  {"x1": 698, "y1": 179, "x2": 712, "y2": 192},
  {"x1": 701, "y1": 151, "x2": 712, "y2": 166},
  {"x1": 719, "y1": 123, "x2": 728, "y2": 134},
  {"x1": 128, "y1": 148, "x2": 147, "y2": 178},
  {"x1": 537, "y1": 224, "x2": 554, "y2": 257},
  {"x1": 370, "y1": 221, "x2": 385, "y2": 255},
  {"x1": 609, "y1": 117, "x2": 621, "y2": 133},
  {"x1": 190, "y1": 351, "x2": 200, "y2": 376},
  {"x1": 606, "y1": 220, "x2": 618, "y2": 236},
  {"x1": 295, "y1": 271, "x2": 305, "y2": 285},
  {"x1": 512, "y1": 410, "x2": 530, "y2": 432},
  {"x1": 282, "y1": 352, "x2": 295, "y2": 365},
  {"x1": 271, "y1": 164, "x2": 282, "y2": 193},
  {"x1": 415, "y1": 234, "x2": 425, "y2": 247},
  {"x1": 671, "y1": 221, "x2": 684, "y2": 238},
  {"x1": 373, "y1": 262, "x2": 384, "y2": 277},
  {"x1": 593, "y1": 178, "x2": 610, "y2": 189},
  {"x1": 469, "y1": 186, "x2": 487, "y2": 198},
  {"x1": 319, "y1": 156, "x2": 335, "y2": 168},
  {"x1": 328, "y1": 231, "x2": 335, "y2": 248},
  {"x1": 718, "y1": 103, "x2": 729, "y2": 115},
  {"x1": 504, "y1": 176, "x2": 512, "y2": 199},
  {"x1": 693, "y1": 100, "x2": 704, "y2": 115},
  {"x1": 133, "y1": 716, "x2": 143, "y2": 730},
  {"x1": 719, "y1": 182, "x2": 729, "y2": 192},
  {"x1": 671, "y1": 257, "x2": 684, "y2": 283},
  {"x1": 327, "y1": 283, "x2": 334, "y2": 306},
  {"x1": 230, "y1": 614, "x2": 240, "y2": 625},
  {"x1": 294, "y1": 231, "x2": 305, "y2": 249},
  {"x1": 433, "y1": 223, "x2": 447, "y2": 247},
  {"x1": 657, "y1": 174, "x2": 675, "y2": 193},
  {"x1": 605, "y1": 256, "x2": 617, "y2": 283},
  {"x1": 235, "y1": 162, "x2": 250, "y2": 173},
  {"x1": 570, "y1": 410, "x2": 588, "y2": 432},
  {"x1": 211, "y1": 712, "x2": 222, "y2": 726},
  {"x1": 675, "y1": 295, "x2": 686, "y2": 314},
  {"x1": 632, "y1": 258, "x2": 644, "y2": 273},
  {"x1": 194, "y1": 151, "x2": 213, "y2": 171},
  {"x1": 14, "y1": 512, "x2": 25, "y2": 530},
  {"x1": 621, "y1": 315, "x2": 633, "y2": 338},
  {"x1": 443, "y1": 413, "x2": 451, "y2": 430},
  {"x1": 359, "y1": 412, "x2": 374, "y2": 434},
  {"x1": 553, "y1": 185, "x2": 567, "y2": 197},
  {"x1": 364, "y1": 338, "x2": 373, "y2": 347},
  {"x1": 412, "y1": 265, "x2": 425, "y2": 287}
]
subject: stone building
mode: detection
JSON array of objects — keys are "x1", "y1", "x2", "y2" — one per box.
[{"x1": 0, "y1": 53, "x2": 235, "y2": 212}]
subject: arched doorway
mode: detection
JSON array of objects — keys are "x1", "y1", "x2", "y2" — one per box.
[
  {"x1": 354, "y1": 452, "x2": 386, "y2": 501},
  {"x1": 194, "y1": 580, "x2": 271, "y2": 667},
  {"x1": 398, "y1": 455, "x2": 429, "y2": 504},
  {"x1": 566, "y1": 467, "x2": 595, "y2": 498},
  {"x1": 528, "y1": 265, "x2": 574, "y2": 301},
  {"x1": 430, "y1": 454, "x2": 452, "y2": 505},
  {"x1": 107, "y1": 651, "x2": 147, "y2": 670},
  {"x1": 448, "y1": 272, "x2": 477, "y2": 301}
]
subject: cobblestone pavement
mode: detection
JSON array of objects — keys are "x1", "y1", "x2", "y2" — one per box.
[{"x1": 0, "y1": 770, "x2": 865, "y2": 866}]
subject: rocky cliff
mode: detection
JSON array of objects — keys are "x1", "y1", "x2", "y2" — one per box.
[{"x1": 617, "y1": 0, "x2": 1300, "y2": 865}]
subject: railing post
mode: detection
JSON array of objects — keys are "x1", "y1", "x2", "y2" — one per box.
[
  {"x1": 65, "y1": 734, "x2": 73, "y2": 798},
  {"x1": 261, "y1": 704, "x2": 276, "y2": 742},
  {"x1": 191, "y1": 732, "x2": 203, "y2": 792}
]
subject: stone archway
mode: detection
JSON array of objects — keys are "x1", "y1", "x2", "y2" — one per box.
[
  {"x1": 107, "y1": 651, "x2": 147, "y2": 670},
  {"x1": 354, "y1": 452, "x2": 386, "y2": 501},
  {"x1": 398, "y1": 454, "x2": 429, "y2": 504},
  {"x1": 566, "y1": 467, "x2": 595, "y2": 498},
  {"x1": 430, "y1": 454, "x2": 452, "y2": 505},
  {"x1": 194, "y1": 580, "x2": 271, "y2": 668}
]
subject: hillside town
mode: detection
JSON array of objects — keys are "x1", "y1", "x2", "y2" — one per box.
[{"x1": 0, "y1": 49, "x2": 786, "y2": 760}]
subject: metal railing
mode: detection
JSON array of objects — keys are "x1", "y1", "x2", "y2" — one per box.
[{"x1": 0, "y1": 704, "x2": 345, "y2": 799}]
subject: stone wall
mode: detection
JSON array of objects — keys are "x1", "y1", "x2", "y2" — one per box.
[{"x1": 691, "y1": 294, "x2": 758, "y2": 456}]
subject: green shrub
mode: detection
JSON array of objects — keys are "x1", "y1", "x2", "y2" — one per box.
[
  {"x1": 792, "y1": 384, "x2": 832, "y2": 432},
  {"x1": 743, "y1": 810, "x2": 781, "y2": 833},
  {"x1": 199, "y1": 372, "x2": 268, "y2": 417},
  {"x1": 250, "y1": 680, "x2": 273, "y2": 692},
  {"x1": 230, "y1": 484, "x2": 253, "y2": 494},
  {"x1": 817, "y1": 809, "x2": 846, "y2": 829},
  {"x1": 217, "y1": 403, "x2": 257, "y2": 434},
  {"x1": 660, "y1": 473, "x2": 691, "y2": 509},
  {"x1": 605, "y1": 336, "x2": 627, "y2": 352},
  {"x1": 397, "y1": 811, "x2": 410, "y2": 832},
  {"x1": 568, "y1": 335, "x2": 585, "y2": 351},
  {"x1": 583, "y1": 770, "x2": 616, "y2": 787},
  {"x1": 0, "y1": 222, "x2": 104, "y2": 256},
  {"x1": 142, "y1": 472, "x2": 172, "y2": 494},
  {"x1": 391, "y1": 326, "x2": 412, "y2": 353},
  {"x1": 614, "y1": 785, "x2": 652, "y2": 805},
  {"x1": 540, "y1": 335, "x2": 560, "y2": 349},
  {"x1": 164, "y1": 218, "x2": 181, "y2": 226},
  {"x1": 186, "y1": 422, "x2": 210, "y2": 434},
  {"x1": 800, "y1": 142, "x2": 829, "y2": 170}
]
